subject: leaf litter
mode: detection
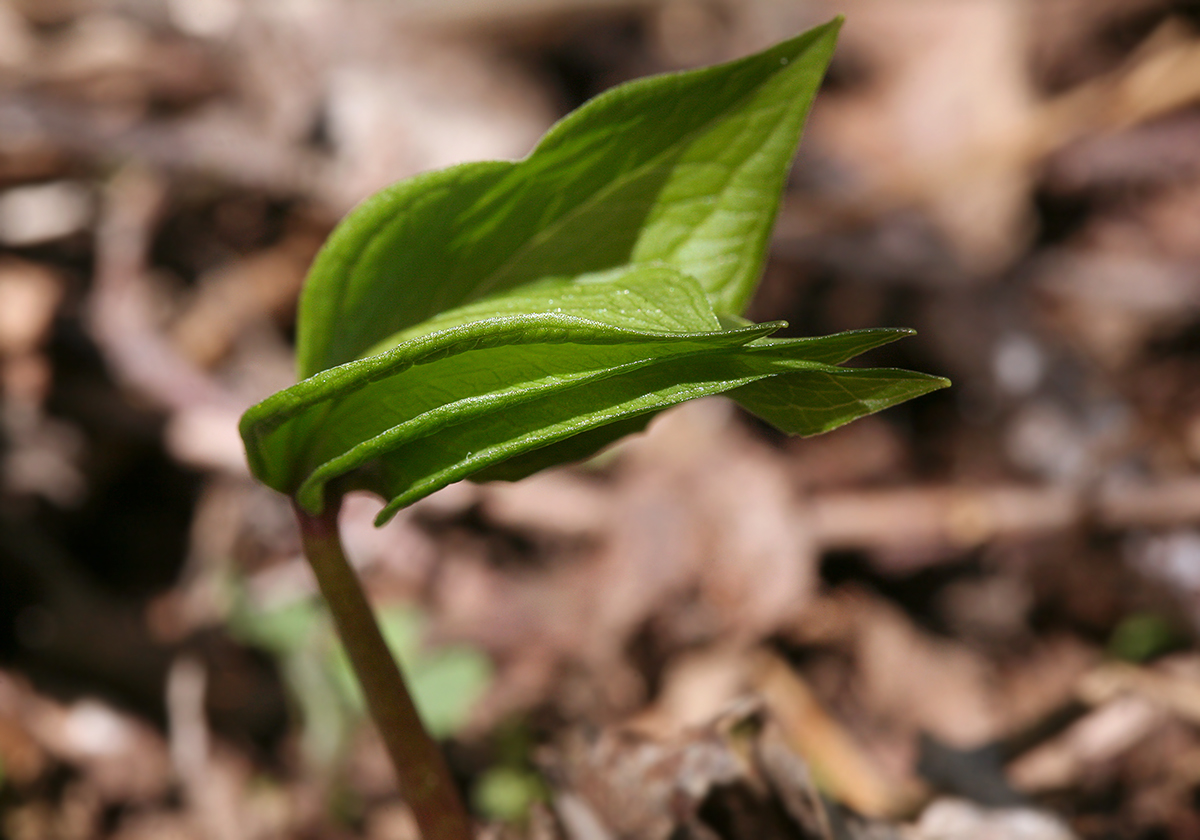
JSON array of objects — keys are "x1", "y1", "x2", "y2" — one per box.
[{"x1": 3, "y1": 1, "x2": 1200, "y2": 838}]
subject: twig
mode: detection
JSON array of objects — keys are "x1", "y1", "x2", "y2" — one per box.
[{"x1": 807, "y1": 478, "x2": 1200, "y2": 553}]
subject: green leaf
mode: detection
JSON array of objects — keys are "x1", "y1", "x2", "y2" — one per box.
[
  {"x1": 243, "y1": 259, "x2": 947, "y2": 521},
  {"x1": 295, "y1": 20, "x2": 841, "y2": 378},
  {"x1": 242, "y1": 264, "x2": 780, "y2": 498},
  {"x1": 1109, "y1": 612, "x2": 1182, "y2": 663},
  {"x1": 240, "y1": 19, "x2": 951, "y2": 525},
  {"x1": 356, "y1": 335, "x2": 945, "y2": 524},
  {"x1": 730, "y1": 365, "x2": 948, "y2": 437}
]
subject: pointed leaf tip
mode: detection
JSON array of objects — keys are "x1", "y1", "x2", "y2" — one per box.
[
  {"x1": 240, "y1": 21, "x2": 948, "y2": 524},
  {"x1": 294, "y1": 19, "x2": 842, "y2": 376}
]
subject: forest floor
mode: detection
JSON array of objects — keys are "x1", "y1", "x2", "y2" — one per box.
[{"x1": 3, "y1": 1, "x2": 1200, "y2": 838}]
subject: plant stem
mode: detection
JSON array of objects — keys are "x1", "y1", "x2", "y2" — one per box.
[{"x1": 294, "y1": 497, "x2": 473, "y2": 840}]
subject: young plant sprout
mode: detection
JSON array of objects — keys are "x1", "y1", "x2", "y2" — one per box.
[{"x1": 240, "y1": 18, "x2": 947, "y2": 840}]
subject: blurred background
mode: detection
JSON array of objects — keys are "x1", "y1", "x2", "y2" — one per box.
[{"x1": 2, "y1": 0, "x2": 1200, "y2": 838}]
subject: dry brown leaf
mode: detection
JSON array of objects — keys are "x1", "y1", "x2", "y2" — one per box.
[
  {"x1": 1078, "y1": 657, "x2": 1200, "y2": 727},
  {"x1": 1008, "y1": 696, "x2": 1165, "y2": 794},
  {"x1": 170, "y1": 231, "x2": 321, "y2": 368},
  {"x1": 809, "y1": 0, "x2": 1036, "y2": 272},
  {"x1": 913, "y1": 797, "x2": 1076, "y2": 840},
  {"x1": 751, "y1": 648, "x2": 923, "y2": 819}
]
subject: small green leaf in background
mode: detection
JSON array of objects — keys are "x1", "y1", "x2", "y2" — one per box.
[
  {"x1": 329, "y1": 608, "x2": 491, "y2": 738},
  {"x1": 473, "y1": 766, "x2": 545, "y2": 823},
  {"x1": 230, "y1": 595, "x2": 490, "y2": 766},
  {"x1": 240, "y1": 17, "x2": 949, "y2": 524},
  {"x1": 470, "y1": 721, "x2": 548, "y2": 824},
  {"x1": 1109, "y1": 611, "x2": 1182, "y2": 662}
]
